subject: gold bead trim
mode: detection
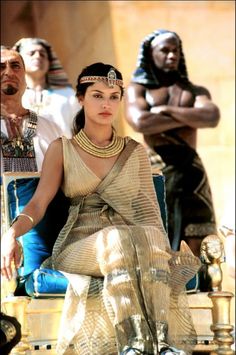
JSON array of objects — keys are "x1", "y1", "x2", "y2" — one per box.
[
  {"x1": 73, "y1": 129, "x2": 124, "y2": 158},
  {"x1": 80, "y1": 76, "x2": 123, "y2": 88},
  {"x1": 80, "y1": 68, "x2": 124, "y2": 88}
]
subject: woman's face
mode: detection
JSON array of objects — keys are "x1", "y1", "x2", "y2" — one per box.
[{"x1": 79, "y1": 81, "x2": 122, "y2": 127}]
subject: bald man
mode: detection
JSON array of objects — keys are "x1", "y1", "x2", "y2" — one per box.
[
  {"x1": 1, "y1": 47, "x2": 62, "y2": 173},
  {"x1": 124, "y1": 30, "x2": 220, "y2": 256}
]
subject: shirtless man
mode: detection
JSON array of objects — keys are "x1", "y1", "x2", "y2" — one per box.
[{"x1": 124, "y1": 29, "x2": 220, "y2": 256}]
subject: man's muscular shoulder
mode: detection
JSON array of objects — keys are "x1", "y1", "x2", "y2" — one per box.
[{"x1": 191, "y1": 84, "x2": 211, "y2": 99}]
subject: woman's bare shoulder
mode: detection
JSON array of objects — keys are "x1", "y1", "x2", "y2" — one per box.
[
  {"x1": 48, "y1": 136, "x2": 67, "y2": 149},
  {"x1": 44, "y1": 137, "x2": 64, "y2": 160}
]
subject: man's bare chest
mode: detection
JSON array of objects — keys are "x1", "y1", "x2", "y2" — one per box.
[{"x1": 145, "y1": 85, "x2": 195, "y2": 107}]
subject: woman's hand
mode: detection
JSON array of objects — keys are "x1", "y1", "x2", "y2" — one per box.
[{"x1": 1, "y1": 229, "x2": 22, "y2": 281}]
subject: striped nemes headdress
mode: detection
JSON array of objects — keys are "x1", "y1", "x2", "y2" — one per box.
[
  {"x1": 13, "y1": 38, "x2": 72, "y2": 89},
  {"x1": 132, "y1": 29, "x2": 189, "y2": 87}
]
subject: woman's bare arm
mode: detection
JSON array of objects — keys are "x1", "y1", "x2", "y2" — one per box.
[{"x1": 1, "y1": 138, "x2": 64, "y2": 280}]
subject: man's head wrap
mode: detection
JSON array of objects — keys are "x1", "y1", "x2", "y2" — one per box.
[
  {"x1": 131, "y1": 29, "x2": 190, "y2": 87},
  {"x1": 13, "y1": 38, "x2": 72, "y2": 89}
]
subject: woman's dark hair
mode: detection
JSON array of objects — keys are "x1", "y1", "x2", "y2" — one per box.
[{"x1": 73, "y1": 62, "x2": 124, "y2": 134}]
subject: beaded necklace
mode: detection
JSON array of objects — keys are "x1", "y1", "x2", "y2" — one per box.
[
  {"x1": 0, "y1": 110, "x2": 38, "y2": 171},
  {"x1": 26, "y1": 88, "x2": 51, "y2": 115},
  {"x1": 73, "y1": 129, "x2": 124, "y2": 158}
]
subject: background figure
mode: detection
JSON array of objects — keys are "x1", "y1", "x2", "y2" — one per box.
[
  {"x1": 0, "y1": 47, "x2": 66, "y2": 305},
  {"x1": 0, "y1": 47, "x2": 63, "y2": 173},
  {"x1": 13, "y1": 38, "x2": 80, "y2": 138},
  {"x1": 124, "y1": 29, "x2": 220, "y2": 256}
]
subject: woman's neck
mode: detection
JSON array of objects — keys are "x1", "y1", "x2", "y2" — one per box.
[{"x1": 83, "y1": 125, "x2": 113, "y2": 146}]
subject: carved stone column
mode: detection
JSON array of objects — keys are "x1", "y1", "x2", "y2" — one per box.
[{"x1": 208, "y1": 291, "x2": 234, "y2": 355}]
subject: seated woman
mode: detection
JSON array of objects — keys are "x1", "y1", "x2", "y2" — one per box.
[{"x1": 1, "y1": 63, "x2": 200, "y2": 355}]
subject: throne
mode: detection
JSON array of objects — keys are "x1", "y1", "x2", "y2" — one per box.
[{"x1": 1, "y1": 171, "x2": 235, "y2": 354}]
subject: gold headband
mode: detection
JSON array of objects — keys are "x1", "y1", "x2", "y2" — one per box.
[{"x1": 80, "y1": 68, "x2": 123, "y2": 88}]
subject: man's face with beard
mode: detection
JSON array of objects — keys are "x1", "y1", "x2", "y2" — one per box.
[{"x1": 1, "y1": 49, "x2": 26, "y2": 97}]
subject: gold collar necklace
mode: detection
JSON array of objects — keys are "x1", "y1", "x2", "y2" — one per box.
[{"x1": 73, "y1": 129, "x2": 125, "y2": 158}]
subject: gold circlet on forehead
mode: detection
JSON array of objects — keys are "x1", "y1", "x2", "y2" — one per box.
[{"x1": 80, "y1": 68, "x2": 123, "y2": 88}]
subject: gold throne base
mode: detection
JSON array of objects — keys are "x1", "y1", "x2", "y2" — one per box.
[{"x1": 1, "y1": 291, "x2": 234, "y2": 355}]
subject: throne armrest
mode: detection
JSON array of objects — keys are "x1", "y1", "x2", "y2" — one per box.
[{"x1": 2, "y1": 172, "x2": 69, "y2": 298}]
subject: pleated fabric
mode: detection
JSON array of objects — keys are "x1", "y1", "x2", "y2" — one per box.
[{"x1": 43, "y1": 136, "x2": 200, "y2": 354}]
